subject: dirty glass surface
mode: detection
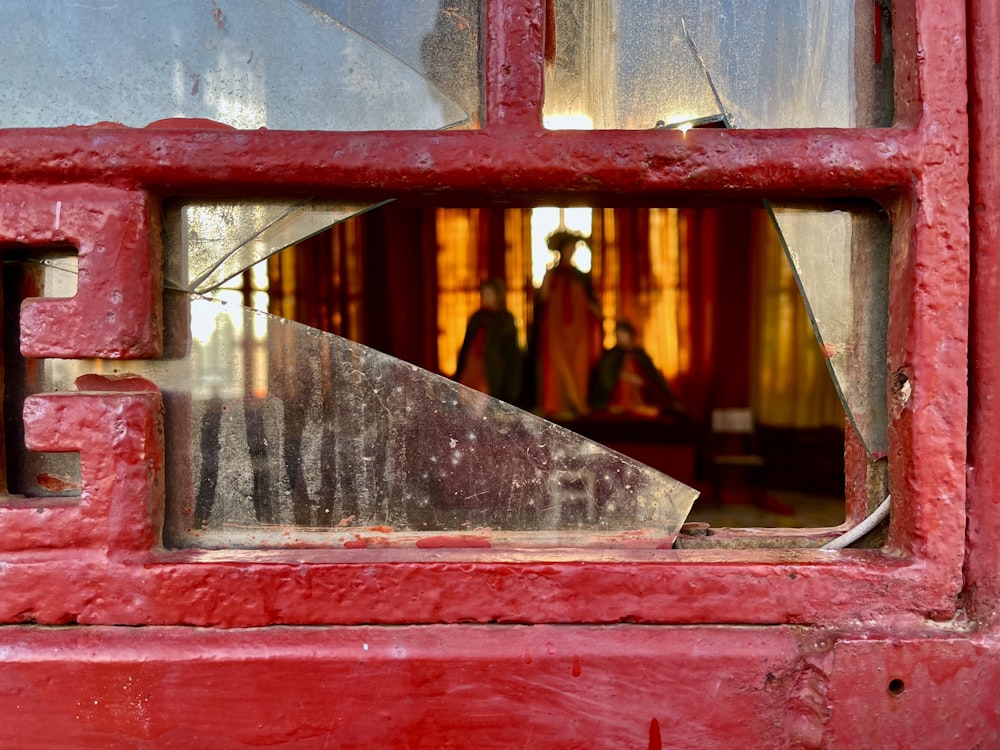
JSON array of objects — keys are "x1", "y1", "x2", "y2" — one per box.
[
  {"x1": 767, "y1": 204, "x2": 890, "y2": 457},
  {"x1": 15, "y1": 263, "x2": 698, "y2": 549},
  {"x1": 0, "y1": 0, "x2": 467, "y2": 130},
  {"x1": 544, "y1": 0, "x2": 893, "y2": 129}
]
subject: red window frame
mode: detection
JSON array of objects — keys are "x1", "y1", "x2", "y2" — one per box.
[{"x1": 0, "y1": 0, "x2": 985, "y2": 630}]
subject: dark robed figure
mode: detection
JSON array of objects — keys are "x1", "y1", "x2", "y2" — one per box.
[{"x1": 455, "y1": 277, "x2": 523, "y2": 404}]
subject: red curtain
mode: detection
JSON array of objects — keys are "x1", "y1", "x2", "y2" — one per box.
[{"x1": 267, "y1": 204, "x2": 835, "y2": 430}]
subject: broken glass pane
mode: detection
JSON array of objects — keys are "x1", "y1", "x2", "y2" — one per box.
[
  {"x1": 766, "y1": 204, "x2": 890, "y2": 457},
  {"x1": 0, "y1": 0, "x2": 467, "y2": 130},
  {"x1": 544, "y1": 0, "x2": 893, "y2": 130},
  {"x1": 21, "y1": 263, "x2": 698, "y2": 550}
]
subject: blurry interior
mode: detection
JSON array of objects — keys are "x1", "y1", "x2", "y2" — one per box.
[{"x1": 220, "y1": 201, "x2": 848, "y2": 528}]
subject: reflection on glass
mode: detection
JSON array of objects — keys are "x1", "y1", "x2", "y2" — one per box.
[
  {"x1": 310, "y1": 0, "x2": 483, "y2": 124},
  {"x1": 544, "y1": 0, "x2": 893, "y2": 129},
  {"x1": 767, "y1": 205, "x2": 890, "y2": 457},
  {"x1": 0, "y1": 1, "x2": 467, "y2": 130},
  {"x1": 21, "y1": 263, "x2": 698, "y2": 549}
]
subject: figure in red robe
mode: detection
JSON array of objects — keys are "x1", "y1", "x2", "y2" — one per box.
[
  {"x1": 534, "y1": 230, "x2": 603, "y2": 418},
  {"x1": 455, "y1": 277, "x2": 523, "y2": 404}
]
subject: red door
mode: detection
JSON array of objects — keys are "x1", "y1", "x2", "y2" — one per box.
[{"x1": 0, "y1": 1, "x2": 996, "y2": 747}]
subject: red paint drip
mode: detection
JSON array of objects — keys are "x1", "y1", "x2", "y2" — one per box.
[
  {"x1": 572, "y1": 654, "x2": 581, "y2": 677},
  {"x1": 415, "y1": 535, "x2": 491, "y2": 549},
  {"x1": 145, "y1": 118, "x2": 235, "y2": 130},
  {"x1": 343, "y1": 540, "x2": 367, "y2": 549},
  {"x1": 649, "y1": 718, "x2": 662, "y2": 750}
]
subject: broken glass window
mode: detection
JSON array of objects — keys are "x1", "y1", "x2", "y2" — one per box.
[{"x1": 14, "y1": 261, "x2": 698, "y2": 550}]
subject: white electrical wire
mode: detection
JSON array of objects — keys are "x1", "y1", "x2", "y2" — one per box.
[{"x1": 820, "y1": 494, "x2": 892, "y2": 550}]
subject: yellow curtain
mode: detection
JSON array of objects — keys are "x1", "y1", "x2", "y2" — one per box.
[
  {"x1": 591, "y1": 208, "x2": 619, "y2": 349},
  {"x1": 642, "y1": 208, "x2": 689, "y2": 381},
  {"x1": 503, "y1": 208, "x2": 532, "y2": 350},
  {"x1": 435, "y1": 208, "x2": 482, "y2": 377},
  {"x1": 750, "y1": 213, "x2": 845, "y2": 428}
]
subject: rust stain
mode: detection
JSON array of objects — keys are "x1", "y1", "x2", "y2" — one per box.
[
  {"x1": 35, "y1": 473, "x2": 80, "y2": 493},
  {"x1": 212, "y1": 2, "x2": 225, "y2": 29}
]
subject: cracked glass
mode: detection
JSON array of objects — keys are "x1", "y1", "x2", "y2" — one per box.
[{"x1": 544, "y1": 0, "x2": 893, "y2": 130}]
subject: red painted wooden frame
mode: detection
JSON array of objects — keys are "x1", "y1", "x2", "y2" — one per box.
[
  {"x1": 0, "y1": 1, "x2": 996, "y2": 746},
  {"x1": 0, "y1": 0, "x2": 978, "y2": 630}
]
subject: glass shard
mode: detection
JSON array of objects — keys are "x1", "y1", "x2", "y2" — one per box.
[
  {"x1": 21, "y1": 265, "x2": 698, "y2": 549},
  {"x1": 165, "y1": 200, "x2": 388, "y2": 293},
  {"x1": 766, "y1": 205, "x2": 890, "y2": 457}
]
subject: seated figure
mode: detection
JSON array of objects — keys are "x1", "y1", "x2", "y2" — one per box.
[{"x1": 589, "y1": 320, "x2": 683, "y2": 417}]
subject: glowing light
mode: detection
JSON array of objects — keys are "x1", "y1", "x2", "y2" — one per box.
[
  {"x1": 543, "y1": 113, "x2": 594, "y2": 130},
  {"x1": 530, "y1": 206, "x2": 594, "y2": 287}
]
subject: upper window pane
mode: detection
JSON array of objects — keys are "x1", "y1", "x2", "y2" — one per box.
[
  {"x1": 0, "y1": 1, "x2": 474, "y2": 130},
  {"x1": 544, "y1": 0, "x2": 893, "y2": 129}
]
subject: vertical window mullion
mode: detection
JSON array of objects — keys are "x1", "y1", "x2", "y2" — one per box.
[{"x1": 484, "y1": 0, "x2": 546, "y2": 129}]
